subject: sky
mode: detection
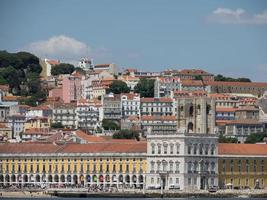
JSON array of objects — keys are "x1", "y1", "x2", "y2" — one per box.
[{"x1": 0, "y1": 0, "x2": 267, "y2": 81}]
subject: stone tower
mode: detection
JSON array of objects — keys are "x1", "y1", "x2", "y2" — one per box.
[{"x1": 177, "y1": 97, "x2": 216, "y2": 134}]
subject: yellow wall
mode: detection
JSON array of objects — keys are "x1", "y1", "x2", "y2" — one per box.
[
  {"x1": 218, "y1": 158, "x2": 267, "y2": 189},
  {"x1": 1, "y1": 156, "x2": 147, "y2": 176}
]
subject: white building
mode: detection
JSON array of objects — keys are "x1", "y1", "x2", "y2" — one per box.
[
  {"x1": 76, "y1": 99, "x2": 103, "y2": 132},
  {"x1": 146, "y1": 133, "x2": 218, "y2": 191},
  {"x1": 7, "y1": 115, "x2": 26, "y2": 140},
  {"x1": 146, "y1": 96, "x2": 218, "y2": 191},
  {"x1": 78, "y1": 58, "x2": 92, "y2": 71},
  {"x1": 140, "y1": 97, "x2": 175, "y2": 117},
  {"x1": 121, "y1": 93, "x2": 140, "y2": 118}
]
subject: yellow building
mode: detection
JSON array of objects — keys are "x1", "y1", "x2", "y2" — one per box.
[
  {"x1": 0, "y1": 141, "x2": 147, "y2": 188},
  {"x1": 218, "y1": 143, "x2": 267, "y2": 190},
  {"x1": 24, "y1": 117, "x2": 51, "y2": 131}
]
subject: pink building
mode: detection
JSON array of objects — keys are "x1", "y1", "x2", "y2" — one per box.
[
  {"x1": 49, "y1": 87, "x2": 63, "y2": 100},
  {"x1": 62, "y1": 75, "x2": 82, "y2": 103}
]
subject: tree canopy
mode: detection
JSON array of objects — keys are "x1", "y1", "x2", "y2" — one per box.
[
  {"x1": 51, "y1": 63, "x2": 75, "y2": 76},
  {"x1": 0, "y1": 50, "x2": 45, "y2": 99},
  {"x1": 102, "y1": 119, "x2": 120, "y2": 130},
  {"x1": 112, "y1": 129, "x2": 140, "y2": 141},
  {"x1": 134, "y1": 78, "x2": 155, "y2": 97},
  {"x1": 245, "y1": 132, "x2": 267, "y2": 144},
  {"x1": 214, "y1": 74, "x2": 251, "y2": 82},
  {"x1": 218, "y1": 134, "x2": 238, "y2": 143},
  {"x1": 107, "y1": 80, "x2": 130, "y2": 94},
  {"x1": 51, "y1": 122, "x2": 64, "y2": 129}
]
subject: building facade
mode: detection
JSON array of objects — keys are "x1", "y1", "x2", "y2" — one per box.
[{"x1": 218, "y1": 143, "x2": 267, "y2": 190}]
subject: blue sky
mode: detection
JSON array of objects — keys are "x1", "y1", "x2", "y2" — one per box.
[{"x1": 0, "y1": 0, "x2": 267, "y2": 81}]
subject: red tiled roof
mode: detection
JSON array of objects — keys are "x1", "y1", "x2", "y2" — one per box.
[
  {"x1": 0, "y1": 143, "x2": 61, "y2": 154},
  {"x1": 59, "y1": 142, "x2": 147, "y2": 153},
  {"x1": 181, "y1": 80, "x2": 204, "y2": 86},
  {"x1": 235, "y1": 106, "x2": 259, "y2": 111},
  {"x1": 141, "y1": 115, "x2": 176, "y2": 121},
  {"x1": 75, "y1": 130, "x2": 107, "y2": 143},
  {"x1": 225, "y1": 119, "x2": 262, "y2": 125},
  {"x1": 205, "y1": 81, "x2": 267, "y2": 87},
  {"x1": 47, "y1": 60, "x2": 60, "y2": 65},
  {"x1": 218, "y1": 143, "x2": 267, "y2": 156},
  {"x1": 140, "y1": 97, "x2": 173, "y2": 103},
  {"x1": 216, "y1": 107, "x2": 237, "y2": 112}
]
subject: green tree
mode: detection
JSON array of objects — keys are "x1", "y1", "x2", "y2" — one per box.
[
  {"x1": 74, "y1": 67, "x2": 86, "y2": 75},
  {"x1": 51, "y1": 63, "x2": 75, "y2": 75},
  {"x1": 218, "y1": 134, "x2": 238, "y2": 143},
  {"x1": 245, "y1": 133, "x2": 267, "y2": 144},
  {"x1": 102, "y1": 119, "x2": 120, "y2": 130},
  {"x1": 194, "y1": 75, "x2": 203, "y2": 81},
  {"x1": 112, "y1": 129, "x2": 140, "y2": 141},
  {"x1": 214, "y1": 74, "x2": 251, "y2": 82},
  {"x1": 107, "y1": 80, "x2": 130, "y2": 94},
  {"x1": 134, "y1": 78, "x2": 155, "y2": 97},
  {"x1": 51, "y1": 122, "x2": 64, "y2": 129}
]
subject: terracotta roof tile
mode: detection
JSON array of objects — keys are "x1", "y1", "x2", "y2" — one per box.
[
  {"x1": 59, "y1": 142, "x2": 147, "y2": 153},
  {"x1": 140, "y1": 97, "x2": 173, "y2": 103},
  {"x1": 205, "y1": 81, "x2": 267, "y2": 87},
  {"x1": 218, "y1": 143, "x2": 267, "y2": 156}
]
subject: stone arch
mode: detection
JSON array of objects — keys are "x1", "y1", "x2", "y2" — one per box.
[
  {"x1": 112, "y1": 175, "x2": 117, "y2": 183},
  {"x1": 54, "y1": 175, "x2": 59, "y2": 183},
  {"x1": 139, "y1": 175, "x2": 144, "y2": 183},
  {"x1": 132, "y1": 175, "x2": 137, "y2": 183},
  {"x1": 187, "y1": 122, "x2": 193, "y2": 132},
  {"x1": 189, "y1": 104, "x2": 194, "y2": 116},
  {"x1": 206, "y1": 104, "x2": 211, "y2": 114},
  {"x1": 73, "y1": 175, "x2": 78, "y2": 185},
  {"x1": 48, "y1": 175, "x2": 53, "y2": 183},
  {"x1": 0, "y1": 175, "x2": 4, "y2": 183},
  {"x1": 67, "y1": 175, "x2": 71, "y2": 183},
  {"x1": 118, "y1": 174, "x2": 123, "y2": 183},
  {"x1": 29, "y1": 174, "x2": 34, "y2": 182},
  {"x1": 22, "y1": 174, "x2": 27, "y2": 183},
  {"x1": 99, "y1": 175, "x2": 104, "y2": 183},
  {"x1": 86, "y1": 175, "x2": 91, "y2": 183},
  {"x1": 17, "y1": 175, "x2": 22, "y2": 183},
  {"x1": 60, "y1": 175, "x2": 65, "y2": 183},
  {"x1": 36, "y1": 175, "x2": 40, "y2": 182},
  {"x1": 197, "y1": 104, "x2": 201, "y2": 114},
  {"x1": 92, "y1": 175, "x2": 97, "y2": 183},
  {"x1": 105, "y1": 175, "x2": 110, "y2": 182},
  {"x1": 125, "y1": 175, "x2": 130, "y2": 183},
  {"x1": 42, "y1": 175, "x2": 46, "y2": 182},
  {"x1": 11, "y1": 174, "x2": 16, "y2": 183}
]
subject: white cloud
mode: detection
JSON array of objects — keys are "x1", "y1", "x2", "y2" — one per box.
[
  {"x1": 207, "y1": 8, "x2": 267, "y2": 24},
  {"x1": 24, "y1": 35, "x2": 90, "y2": 61}
]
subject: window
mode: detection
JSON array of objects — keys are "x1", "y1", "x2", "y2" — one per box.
[
  {"x1": 157, "y1": 162, "x2": 161, "y2": 172},
  {"x1": 188, "y1": 161, "x2": 192, "y2": 173},
  {"x1": 175, "y1": 161, "x2": 180, "y2": 172},
  {"x1": 163, "y1": 143, "x2": 168, "y2": 154},
  {"x1": 151, "y1": 178, "x2": 154, "y2": 184},
  {"x1": 170, "y1": 144, "x2": 174, "y2": 154},
  {"x1": 157, "y1": 144, "x2": 161, "y2": 154},
  {"x1": 211, "y1": 144, "x2": 215, "y2": 155},
  {"x1": 188, "y1": 178, "x2": 191, "y2": 185},
  {"x1": 188, "y1": 144, "x2": 192, "y2": 155},
  {"x1": 193, "y1": 144, "x2": 197, "y2": 155},
  {"x1": 169, "y1": 178, "x2": 173, "y2": 184},
  {"x1": 151, "y1": 144, "x2": 155, "y2": 154},
  {"x1": 205, "y1": 144, "x2": 209, "y2": 155},
  {"x1": 151, "y1": 162, "x2": 155, "y2": 172},
  {"x1": 163, "y1": 161, "x2": 167, "y2": 172},
  {"x1": 176, "y1": 178, "x2": 179, "y2": 184},
  {"x1": 199, "y1": 144, "x2": 203, "y2": 155},
  {"x1": 169, "y1": 161, "x2": 173, "y2": 172},
  {"x1": 176, "y1": 143, "x2": 180, "y2": 154}
]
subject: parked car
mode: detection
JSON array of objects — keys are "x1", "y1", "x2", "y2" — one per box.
[
  {"x1": 169, "y1": 185, "x2": 180, "y2": 190},
  {"x1": 208, "y1": 186, "x2": 218, "y2": 193}
]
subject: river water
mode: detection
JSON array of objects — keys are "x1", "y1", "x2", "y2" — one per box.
[{"x1": 1, "y1": 198, "x2": 267, "y2": 200}]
